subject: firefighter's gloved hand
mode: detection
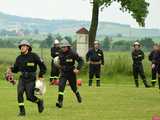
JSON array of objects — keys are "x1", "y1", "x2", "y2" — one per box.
[
  {"x1": 5, "y1": 67, "x2": 16, "y2": 85},
  {"x1": 10, "y1": 80, "x2": 16, "y2": 85},
  {"x1": 152, "y1": 64, "x2": 155, "y2": 69},
  {"x1": 50, "y1": 80, "x2": 55, "y2": 85}
]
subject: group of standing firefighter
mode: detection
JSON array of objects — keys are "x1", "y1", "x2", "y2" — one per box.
[
  {"x1": 132, "y1": 41, "x2": 160, "y2": 89},
  {"x1": 7, "y1": 38, "x2": 160, "y2": 116}
]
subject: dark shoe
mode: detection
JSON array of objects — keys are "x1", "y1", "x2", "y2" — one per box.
[
  {"x1": 37, "y1": 100, "x2": 44, "y2": 113},
  {"x1": 144, "y1": 83, "x2": 151, "y2": 88},
  {"x1": 18, "y1": 106, "x2": 25, "y2": 116},
  {"x1": 96, "y1": 80, "x2": 100, "y2": 87},
  {"x1": 143, "y1": 79, "x2": 151, "y2": 88},
  {"x1": 151, "y1": 80, "x2": 156, "y2": 87},
  {"x1": 88, "y1": 80, "x2": 92, "y2": 87},
  {"x1": 152, "y1": 83, "x2": 156, "y2": 87},
  {"x1": 135, "y1": 80, "x2": 139, "y2": 88},
  {"x1": 56, "y1": 101, "x2": 63, "y2": 108},
  {"x1": 145, "y1": 85, "x2": 151, "y2": 88},
  {"x1": 76, "y1": 92, "x2": 82, "y2": 103},
  {"x1": 18, "y1": 112, "x2": 25, "y2": 116},
  {"x1": 135, "y1": 85, "x2": 139, "y2": 88}
]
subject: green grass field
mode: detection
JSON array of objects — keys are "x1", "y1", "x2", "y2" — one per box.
[
  {"x1": 0, "y1": 81, "x2": 160, "y2": 120},
  {"x1": 0, "y1": 48, "x2": 160, "y2": 120}
]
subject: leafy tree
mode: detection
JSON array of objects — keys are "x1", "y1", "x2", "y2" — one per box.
[
  {"x1": 102, "y1": 36, "x2": 111, "y2": 50},
  {"x1": 40, "y1": 34, "x2": 53, "y2": 48},
  {"x1": 23, "y1": 29, "x2": 31, "y2": 35},
  {"x1": 112, "y1": 40, "x2": 131, "y2": 51},
  {"x1": 0, "y1": 40, "x2": 16, "y2": 48},
  {"x1": 64, "y1": 36, "x2": 73, "y2": 45},
  {"x1": 89, "y1": 0, "x2": 149, "y2": 48},
  {"x1": 34, "y1": 29, "x2": 39, "y2": 35},
  {"x1": 140, "y1": 37, "x2": 154, "y2": 51},
  {"x1": 54, "y1": 34, "x2": 63, "y2": 41}
]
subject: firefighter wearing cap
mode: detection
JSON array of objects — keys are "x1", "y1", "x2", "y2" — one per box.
[
  {"x1": 148, "y1": 44, "x2": 159, "y2": 87},
  {"x1": 56, "y1": 39, "x2": 84, "y2": 108},
  {"x1": 86, "y1": 40, "x2": 104, "y2": 87},
  {"x1": 9, "y1": 40, "x2": 47, "y2": 116},
  {"x1": 50, "y1": 39, "x2": 61, "y2": 84},
  {"x1": 132, "y1": 42, "x2": 150, "y2": 88}
]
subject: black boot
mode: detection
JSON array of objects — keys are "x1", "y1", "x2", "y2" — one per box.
[
  {"x1": 88, "y1": 80, "x2": 92, "y2": 86},
  {"x1": 151, "y1": 80, "x2": 156, "y2": 87},
  {"x1": 18, "y1": 106, "x2": 25, "y2": 116},
  {"x1": 143, "y1": 79, "x2": 150, "y2": 88},
  {"x1": 96, "y1": 80, "x2": 100, "y2": 87},
  {"x1": 56, "y1": 94, "x2": 63, "y2": 108},
  {"x1": 37, "y1": 99, "x2": 44, "y2": 113},
  {"x1": 75, "y1": 92, "x2": 82, "y2": 103},
  {"x1": 56, "y1": 101, "x2": 63, "y2": 108},
  {"x1": 135, "y1": 79, "x2": 139, "y2": 88}
]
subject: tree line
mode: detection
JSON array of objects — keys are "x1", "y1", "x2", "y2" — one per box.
[
  {"x1": 0, "y1": 34, "x2": 155, "y2": 52},
  {"x1": 0, "y1": 39, "x2": 16, "y2": 48},
  {"x1": 102, "y1": 36, "x2": 155, "y2": 51}
]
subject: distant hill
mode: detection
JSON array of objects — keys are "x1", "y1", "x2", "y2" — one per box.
[{"x1": 0, "y1": 12, "x2": 160, "y2": 37}]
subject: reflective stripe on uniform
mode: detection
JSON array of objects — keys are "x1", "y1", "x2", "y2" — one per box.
[
  {"x1": 19, "y1": 103, "x2": 24, "y2": 106},
  {"x1": 151, "y1": 80, "x2": 157, "y2": 82},
  {"x1": 59, "y1": 92, "x2": 64, "y2": 95},
  {"x1": 50, "y1": 76, "x2": 59, "y2": 79}
]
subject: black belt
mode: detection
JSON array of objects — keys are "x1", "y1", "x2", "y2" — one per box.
[{"x1": 21, "y1": 72, "x2": 36, "y2": 78}]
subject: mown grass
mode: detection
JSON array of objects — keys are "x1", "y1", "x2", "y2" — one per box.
[
  {"x1": 0, "y1": 81, "x2": 160, "y2": 120},
  {"x1": 0, "y1": 48, "x2": 160, "y2": 120}
]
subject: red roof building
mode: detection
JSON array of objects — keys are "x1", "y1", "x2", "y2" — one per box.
[{"x1": 76, "y1": 27, "x2": 89, "y2": 34}]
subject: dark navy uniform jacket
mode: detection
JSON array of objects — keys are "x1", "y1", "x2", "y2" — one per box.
[
  {"x1": 11, "y1": 52, "x2": 47, "y2": 78},
  {"x1": 86, "y1": 48, "x2": 104, "y2": 65},
  {"x1": 152, "y1": 51, "x2": 160, "y2": 64},
  {"x1": 149, "y1": 50, "x2": 158, "y2": 64},
  {"x1": 132, "y1": 50, "x2": 144, "y2": 64},
  {"x1": 51, "y1": 47, "x2": 61, "y2": 59},
  {"x1": 59, "y1": 49, "x2": 83, "y2": 72}
]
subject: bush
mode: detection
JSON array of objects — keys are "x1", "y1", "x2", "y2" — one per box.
[
  {"x1": 140, "y1": 37, "x2": 154, "y2": 51},
  {"x1": 112, "y1": 41, "x2": 131, "y2": 51},
  {"x1": 0, "y1": 40, "x2": 16, "y2": 48}
]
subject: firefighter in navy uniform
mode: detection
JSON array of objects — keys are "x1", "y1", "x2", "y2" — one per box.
[
  {"x1": 132, "y1": 42, "x2": 150, "y2": 88},
  {"x1": 148, "y1": 44, "x2": 159, "y2": 87},
  {"x1": 10, "y1": 40, "x2": 47, "y2": 116},
  {"x1": 56, "y1": 39, "x2": 84, "y2": 108},
  {"x1": 86, "y1": 41, "x2": 104, "y2": 87},
  {"x1": 50, "y1": 39, "x2": 61, "y2": 84},
  {"x1": 152, "y1": 45, "x2": 160, "y2": 90}
]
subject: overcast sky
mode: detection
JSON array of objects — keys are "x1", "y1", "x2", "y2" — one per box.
[{"x1": 0, "y1": 0, "x2": 159, "y2": 29}]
